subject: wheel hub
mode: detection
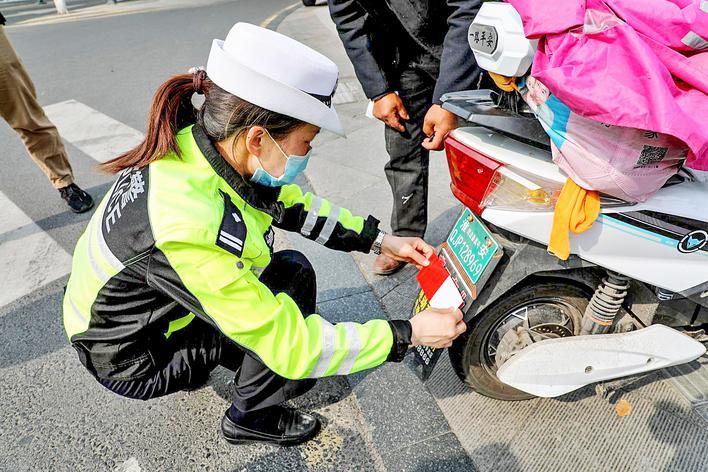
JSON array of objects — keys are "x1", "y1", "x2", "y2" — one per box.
[{"x1": 486, "y1": 302, "x2": 576, "y2": 371}]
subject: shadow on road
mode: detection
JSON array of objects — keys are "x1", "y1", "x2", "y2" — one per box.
[
  {"x1": 229, "y1": 447, "x2": 305, "y2": 472},
  {"x1": 0, "y1": 182, "x2": 110, "y2": 245},
  {"x1": 554, "y1": 362, "x2": 704, "y2": 405},
  {"x1": 649, "y1": 399, "x2": 708, "y2": 471},
  {"x1": 205, "y1": 365, "x2": 358, "y2": 413},
  {"x1": 0, "y1": 276, "x2": 69, "y2": 369},
  {"x1": 470, "y1": 442, "x2": 522, "y2": 472}
]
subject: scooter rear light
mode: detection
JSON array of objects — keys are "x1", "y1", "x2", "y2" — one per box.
[
  {"x1": 444, "y1": 135, "x2": 501, "y2": 214},
  {"x1": 444, "y1": 135, "x2": 562, "y2": 212}
]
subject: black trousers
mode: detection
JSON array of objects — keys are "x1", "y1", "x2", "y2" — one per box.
[
  {"x1": 99, "y1": 250, "x2": 317, "y2": 412},
  {"x1": 384, "y1": 53, "x2": 438, "y2": 238}
]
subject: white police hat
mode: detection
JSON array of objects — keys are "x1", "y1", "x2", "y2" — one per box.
[{"x1": 207, "y1": 23, "x2": 344, "y2": 136}]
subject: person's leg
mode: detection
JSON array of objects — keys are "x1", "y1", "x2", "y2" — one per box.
[
  {"x1": 384, "y1": 69, "x2": 436, "y2": 238},
  {"x1": 98, "y1": 317, "x2": 233, "y2": 401},
  {"x1": 0, "y1": 26, "x2": 93, "y2": 212},
  {"x1": 230, "y1": 249, "x2": 317, "y2": 412},
  {"x1": 221, "y1": 249, "x2": 320, "y2": 445},
  {"x1": 99, "y1": 250, "x2": 320, "y2": 445},
  {"x1": 0, "y1": 26, "x2": 73, "y2": 189},
  {"x1": 377, "y1": 65, "x2": 435, "y2": 274}
]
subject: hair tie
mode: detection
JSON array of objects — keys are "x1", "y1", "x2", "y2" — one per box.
[{"x1": 189, "y1": 66, "x2": 207, "y2": 95}]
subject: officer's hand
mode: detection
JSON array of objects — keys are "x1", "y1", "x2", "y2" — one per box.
[
  {"x1": 422, "y1": 104, "x2": 458, "y2": 151},
  {"x1": 380, "y1": 235, "x2": 435, "y2": 269},
  {"x1": 410, "y1": 307, "x2": 466, "y2": 348},
  {"x1": 373, "y1": 92, "x2": 409, "y2": 133}
]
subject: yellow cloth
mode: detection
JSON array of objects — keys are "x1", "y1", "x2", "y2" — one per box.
[
  {"x1": 488, "y1": 72, "x2": 518, "y2": 92},
  {"x1": 548, "y1": 178, "x2": 600, "y2": 260}
]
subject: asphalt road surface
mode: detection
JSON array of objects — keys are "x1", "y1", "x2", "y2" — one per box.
[
  {"x1": 2, "y1": 1, "x2": 707, "y2": 471},
  {"x1": 0, "y1": 2, "x2": 384, "y2": 471}
]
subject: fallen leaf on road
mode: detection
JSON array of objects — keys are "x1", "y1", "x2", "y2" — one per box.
[{"x1": 615, "y1": 399, "x2": 632, "y2": 417}]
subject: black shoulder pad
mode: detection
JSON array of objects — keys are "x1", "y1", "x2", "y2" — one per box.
[{"x1": 216, "y1": 191, "x2": 247, "y2": 258}]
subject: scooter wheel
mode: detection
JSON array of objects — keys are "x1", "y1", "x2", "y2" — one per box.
[{"x1": 449, "y1": 282, "x2": 589, "y2": 401}]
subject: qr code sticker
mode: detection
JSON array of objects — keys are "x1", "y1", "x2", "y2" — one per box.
[{"x1": 636, "y1": 145, "x2": 667, "y2": 167}]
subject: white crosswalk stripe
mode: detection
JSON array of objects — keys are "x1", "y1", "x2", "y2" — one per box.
[
  {"x1": 1, "y1": 100, "x2": 145, "y2": 309},
  {"x1": 0, "y1": 191, "x2": 72, "y2": 309},
  {"x1": 44, "y1": 99, "x2": 144, "y2": 163}
]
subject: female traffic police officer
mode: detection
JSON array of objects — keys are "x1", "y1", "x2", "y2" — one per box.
[{"x1": 63, "y1": 23, "x2": 465, "y2": 446}]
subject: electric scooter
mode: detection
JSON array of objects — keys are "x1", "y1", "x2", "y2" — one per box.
[{"x1": 411, "y1": 2, "x2": 708, "y2": 401}]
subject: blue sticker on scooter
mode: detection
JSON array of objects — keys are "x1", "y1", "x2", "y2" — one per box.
[{"x1": 678, "y1": 230, "x2": 707, "y2": 254}]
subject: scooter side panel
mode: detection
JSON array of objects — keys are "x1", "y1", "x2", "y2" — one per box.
[{"x1": 482, "y1": 208, "x2": 708, "y2": 293}]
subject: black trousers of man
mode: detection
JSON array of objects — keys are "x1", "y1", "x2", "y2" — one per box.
[
  {"x1": 384, "y1": 50, "x2": 439, "y2": 238},
  {"x1": 99, "y1": 250, "x2": 317, "y2": 412}
]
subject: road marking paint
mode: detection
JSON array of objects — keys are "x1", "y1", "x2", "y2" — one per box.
[
  {"x1": 9, "y1": 6, "x2": 163, "y2": 28},
  {"x1": 0, "y1": 190, "x2": 72, "y2": 309},
  {"x1": 1, "y1": 99, "x2": 147, "y2": 309},
  {"x1": 4, "y1": 8, "x2": 57, "y2": 19},
  {"x1": 114, "y1": 457, "x2": 142, "y2": 472},
  {"x1": 44, "y1": 100, "x2": 144, "y2": 163},
  {"x1": 260, "y1": 2, "x2": 300, "y2": 29}
]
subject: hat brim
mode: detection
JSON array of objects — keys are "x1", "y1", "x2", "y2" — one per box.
[{"x1": 207, "y1": 40, "x2": 345, "y2": 137}]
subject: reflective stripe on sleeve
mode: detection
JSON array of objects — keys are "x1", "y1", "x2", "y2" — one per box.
[
  {"x1": 336, "y1": 322, "x2": 363, "y2": 375},
  {"x1": 315, "y1": 206, "x2": 341, "y2": 245},
  {"x1": 301, "y1": 196, "x2": 323, "y2": 237},
  {"x1": 307, "y1": 319, "x2": 337, "y2": 377}
]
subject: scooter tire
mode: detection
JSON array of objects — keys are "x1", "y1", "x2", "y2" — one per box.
[{"x1": 449, "y1": 282, "x2": 589, "y2": 401}]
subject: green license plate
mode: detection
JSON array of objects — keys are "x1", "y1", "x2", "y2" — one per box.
[{"x1": 446, "y1": 208, "x2": 499, "y2": 284}]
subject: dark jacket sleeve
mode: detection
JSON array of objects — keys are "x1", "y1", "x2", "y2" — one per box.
[
  {"x1": 432, "y1": 0, "x2": 483, "y2": 104},
  {"x1": 328, "y1": 0, "x2": 390, "y2": 99},
  {"x1": 275, "y1": 184, "x2": 380, "y2": 254}
]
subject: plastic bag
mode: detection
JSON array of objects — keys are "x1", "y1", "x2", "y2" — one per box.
[{"x1": 522, "y1": 76, "x2": 688, "y2": 202}]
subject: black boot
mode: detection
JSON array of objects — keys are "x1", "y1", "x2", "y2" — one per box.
[
  {"x1": 221, "y1": 404, "x2": 320, "y2": 446},
  {"x1": 59, "y1": 183, "x2": 94, "y2": 213}
]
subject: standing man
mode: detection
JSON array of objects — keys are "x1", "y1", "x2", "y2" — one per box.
[
  {"x1": 329, "y1": 0, "x2": 481, "y2": 274},
  {"x1": 0, "y1": 12, "x2": 94, "y2": 213}
]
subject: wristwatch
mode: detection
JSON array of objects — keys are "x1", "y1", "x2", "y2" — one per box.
[{"x1": 371, "y1": 229, "x2": 386, "y2": 255}]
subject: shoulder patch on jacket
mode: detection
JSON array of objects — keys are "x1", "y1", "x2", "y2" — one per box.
[{"x1": 216, "y1": 191, "x2": 247, "y2": 257}]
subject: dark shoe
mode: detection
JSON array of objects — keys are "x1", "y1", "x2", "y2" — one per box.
[
  {"x1": 373, "y1": 254, "x2": 405, "y2": 276},
  {"x1": 221, "y1": 405, "x2": 321, "y2": 446},
  {"x1": 59, "y1": 183, "x2": 94, "y2": 213}
]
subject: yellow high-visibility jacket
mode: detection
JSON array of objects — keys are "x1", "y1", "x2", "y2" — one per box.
[{"x1": 63, "y1": 124, "x2": 409, "y2": 381}]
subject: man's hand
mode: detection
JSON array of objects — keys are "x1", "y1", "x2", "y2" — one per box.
[
  {"x1": 373, "y1": 92, "x2": 409, "y2": 133},
  {"x1": 410, "y1": 307, "x2": 466, "y2": 348},
  {"x1": 422, "y1": 104, "x2": 458, "y2": 151},
  {"x1": 380, "y1": 235, "x2": 434, "y2": 269}
]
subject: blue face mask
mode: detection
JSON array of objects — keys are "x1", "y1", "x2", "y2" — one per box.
[{"x1": 250, "y1": 130, "x2": 311, "y2": 187}]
